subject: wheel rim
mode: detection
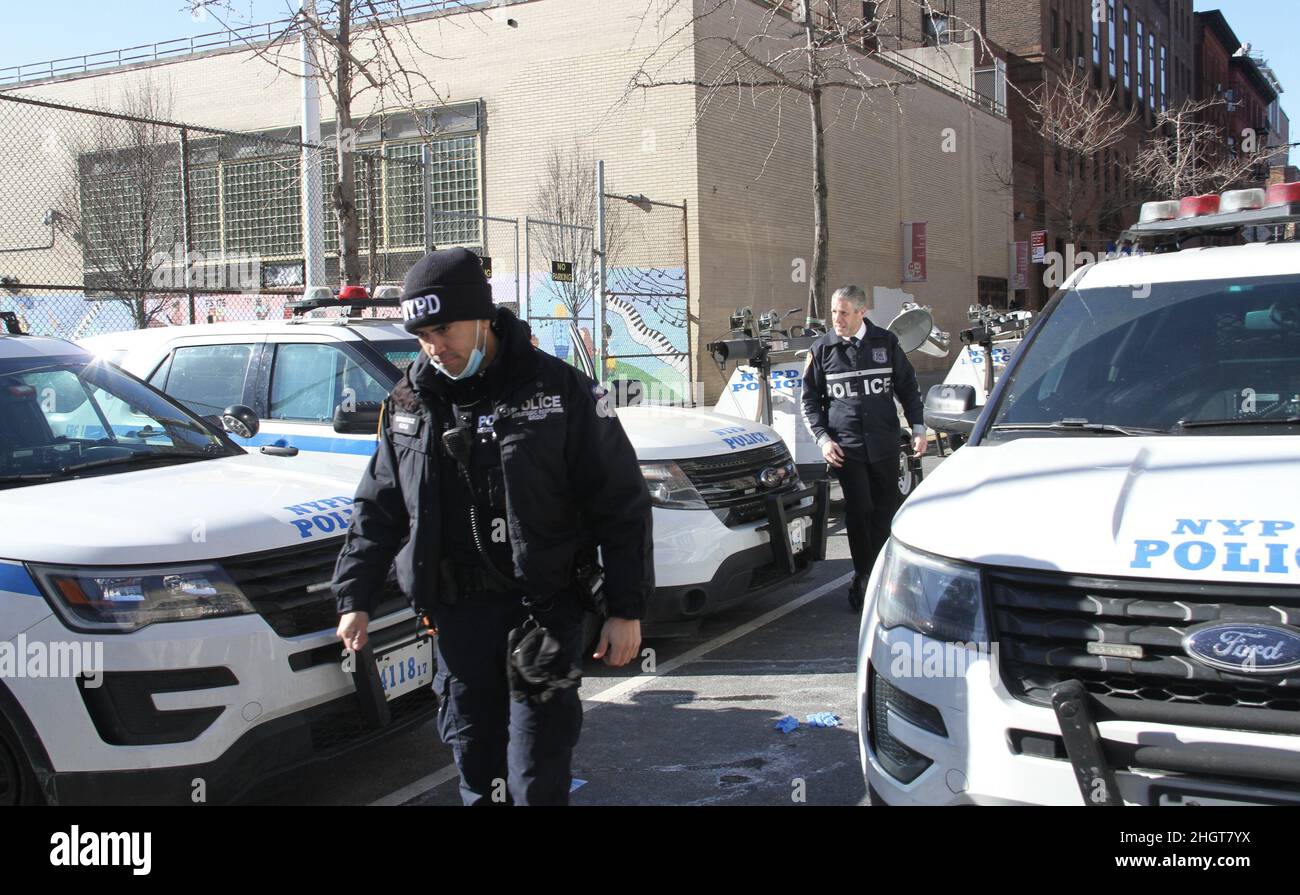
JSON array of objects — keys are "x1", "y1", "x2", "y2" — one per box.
[{"x1": 898, "y1": 457, "x2": 913, "y2": 496}]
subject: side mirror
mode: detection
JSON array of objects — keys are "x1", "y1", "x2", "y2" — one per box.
[
  {"x1": 221, "y1": 404, "x2": 260, "y2": 439},
  {"x1": 334, "y1": 401, "x2": 382, "y2": 434},
  {"x1": 923, "y1": 384, "x2": 980, "y2": 437},
  {"x1": 609, "y1": 379, "x2": 644, "y2": 407}
]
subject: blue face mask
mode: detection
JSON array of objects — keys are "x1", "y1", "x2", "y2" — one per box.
[{"x1": 433, "y1": 320, "x2": 487, "y2": 381}]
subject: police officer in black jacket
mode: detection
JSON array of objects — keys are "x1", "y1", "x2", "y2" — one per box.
[
  {"x1": 332, "y1": 248, "x2": 653, "y2": 805},
  {"x1": 801, "y1": 285, "x2": 926, "y2": 611}
]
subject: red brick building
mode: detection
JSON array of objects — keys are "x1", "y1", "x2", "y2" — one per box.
[
  {"x1": 1194, "y1": 9, "x2": 1235, "y2": 151},
  {"x1": 1193, "y1": 11, "x2": 1277, "y2": 182}
]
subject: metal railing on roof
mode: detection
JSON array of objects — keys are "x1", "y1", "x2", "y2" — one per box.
[
  {"x1": 877, "y1": 46, "x2": 1007, "y2": 118},
  {"x1": 0, "y1": 0, "x2": 478, "y2": 87}
]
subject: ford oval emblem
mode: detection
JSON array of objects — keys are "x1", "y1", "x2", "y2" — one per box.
[{"x1": 1183, "y1": 623, "x2": 1300, "y2": 675}]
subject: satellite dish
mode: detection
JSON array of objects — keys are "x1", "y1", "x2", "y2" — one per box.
[{"x1": 888, "y1": 304, "x2": 951, "y2": 357}]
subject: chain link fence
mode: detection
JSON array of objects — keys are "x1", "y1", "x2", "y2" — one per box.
[
  {"x1": 0, "y1": 93, "x2": 483, "y2": 338},
  {"x1": 0, "y1": 93, "x2": 689, "y2": 402}
]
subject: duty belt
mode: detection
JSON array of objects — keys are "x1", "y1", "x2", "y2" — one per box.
[{"x1": 439, "y1": 559, "x2": 519, "y2": 597}]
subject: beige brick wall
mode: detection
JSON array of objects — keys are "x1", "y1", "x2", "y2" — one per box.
[
  {"x1": 3, "y1": 0, "x2": 1011, "y2": 400},
  {"x1": 691, "y1": 0, "x2": 1013, "y2": 397}
]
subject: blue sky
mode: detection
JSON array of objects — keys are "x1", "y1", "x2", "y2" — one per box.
[{"x1": 0, "y1": 1, "x2": 1293, "y2": 159}]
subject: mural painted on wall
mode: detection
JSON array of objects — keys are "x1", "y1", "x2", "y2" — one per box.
[
  {"x1": 0, "y1": 292, "x2": 300, "y2": 340},
  {"x1": 525, "y1": 265, "x2": 689, "y2": 402}
]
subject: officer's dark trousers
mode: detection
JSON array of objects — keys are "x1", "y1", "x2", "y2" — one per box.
[
  {"x1": 430, "y1": 592, "x2": 583, "y2": 806},
  {"x1": 833, "y1": 455, "x2": 901, "y2": 579}
]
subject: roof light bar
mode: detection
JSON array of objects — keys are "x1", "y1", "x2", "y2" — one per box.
[
  {"x1": 1139, "y1": 200, "x2": 1180, "y2": 223},
  {"x1": 1219, "y1": 188, "x2": 1266, "y2": 214},
  {"x1": 1179, "y1": 194, "x2": 1221, "y2": 218},
  {"x1": 1266, "y1": 181, "x2": 1300, "y2": 207}
]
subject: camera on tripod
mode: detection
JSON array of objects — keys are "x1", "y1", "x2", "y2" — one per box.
[{"x1": 959, "y1": 304, "x2": 1033, "y2": 346}]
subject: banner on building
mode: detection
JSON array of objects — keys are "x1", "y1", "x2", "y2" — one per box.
[
  {"x1": 1030, "y1": 230, "x2": 1047, "y2": 263},
  {"x1": 1010, "y1": 241, "x2": 1030, "y2": 291},
  {"x1": 901, "y1": 222, "x2": 927, "y2": 283}
]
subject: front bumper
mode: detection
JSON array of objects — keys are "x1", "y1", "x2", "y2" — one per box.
[
  {"x1": 46, "y1": 685, "x2": 435, "y2": 805},
  {"x1": 646, "y1": 482, "x2": 828, "y2": 626},
  {"x1": 858, "y1": 620, "x2": 1300, "y2": 807},
  {"x1": 5, "y1": 607, "x2": 434, "y2": 804}
]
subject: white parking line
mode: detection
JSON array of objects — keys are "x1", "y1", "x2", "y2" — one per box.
[{"x1": 368, "y1": 570, "x2": 854, "y2": 806}]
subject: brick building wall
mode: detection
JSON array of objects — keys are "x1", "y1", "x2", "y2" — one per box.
[
  {"x1": 1195, "y1": 10, "x2": 1234, "y2": 161},
  {"x1": 936, "y1": 0, "x2": 1197, "y2": 309}
]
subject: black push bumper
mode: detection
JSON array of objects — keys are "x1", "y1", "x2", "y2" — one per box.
[{"x1": 1050, "y1": 679, "x2": 1300, "y2": 806}]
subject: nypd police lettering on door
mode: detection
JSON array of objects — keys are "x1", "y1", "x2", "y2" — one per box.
[{"x1": 731, "y1": 369, "x2": 802, "y2": 392}]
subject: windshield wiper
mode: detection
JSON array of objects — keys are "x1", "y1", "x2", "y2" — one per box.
[
  {"x1": 0, "y1": 473, "x2": 55, "y2": 485},
  {"x1": 1176, "y1": 415, "x2": 1300, "y2": 430},
  {"x1": 49, "y1": 451, "x2": 217, "y2": 478},
  {"x1": 990, "y1": 419, "x2": 1166, "y2": 436}
]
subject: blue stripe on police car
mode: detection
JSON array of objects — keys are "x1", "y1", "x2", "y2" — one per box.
[{"x1": 0, "y1": 562, "x2": 43, "y2": 598}]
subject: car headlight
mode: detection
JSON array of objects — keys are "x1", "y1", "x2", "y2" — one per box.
[
  {"x1": 875, "y1": 539, "x2": 987, "y2": 642},
  {"x1": 30, "y1": 562, "x2": 255, "y2": 634},
  {"x1": 639, "y1": 461, "x2": 709, "y2": 510}
]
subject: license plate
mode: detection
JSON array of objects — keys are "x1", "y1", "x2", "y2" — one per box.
[
  {"x1": 375, "y1": 638, "x2": 434, "y2": 702},
  {"x1": 788, "y1": 517, "x2": 809, "y2": 554}
]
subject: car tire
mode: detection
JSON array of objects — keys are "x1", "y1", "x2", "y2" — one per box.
[{"x1": 0, "y1": 713, "x2": 43, "y2": 806}]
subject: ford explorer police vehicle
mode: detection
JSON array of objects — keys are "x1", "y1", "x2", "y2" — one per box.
[
  {"x1": 859, "y1": 183, "x2": 1300, "y2": 807},
  {"x1": 0, "y1": 331, "x2": 432, "y2": 805},
  {"x1": 81, "y1": 293, "x2": 827, "y2": 634}
]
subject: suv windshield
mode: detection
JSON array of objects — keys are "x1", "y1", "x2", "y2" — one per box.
[
  {"x1": 0, "y1": 353, "x2": 238, "y2": 488},
  {"x1": 986, "y1": 274, "x2": 1300, "y2": 441}
]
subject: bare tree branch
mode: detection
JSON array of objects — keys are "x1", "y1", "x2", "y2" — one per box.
[
  {"x1": 193, "y1": 0, "x2": 486, "y2": 287},
  {"x1": 618, "y1": 0, "x2": 929, "y2": 320},
  {"x1": 1133, "y1": 96, "x2": 1283, "y2": 198}
]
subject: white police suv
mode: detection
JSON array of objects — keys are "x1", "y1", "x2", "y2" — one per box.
[
  {"x1": 81, "y1": 295, "x2": 827, "y2": 635},
  {"x1": 859, "y1": 183, "x2": 1300, "y2": 806},
  {"x1": 0, "y1": 331, "x2": 432, "y2": 805}
]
